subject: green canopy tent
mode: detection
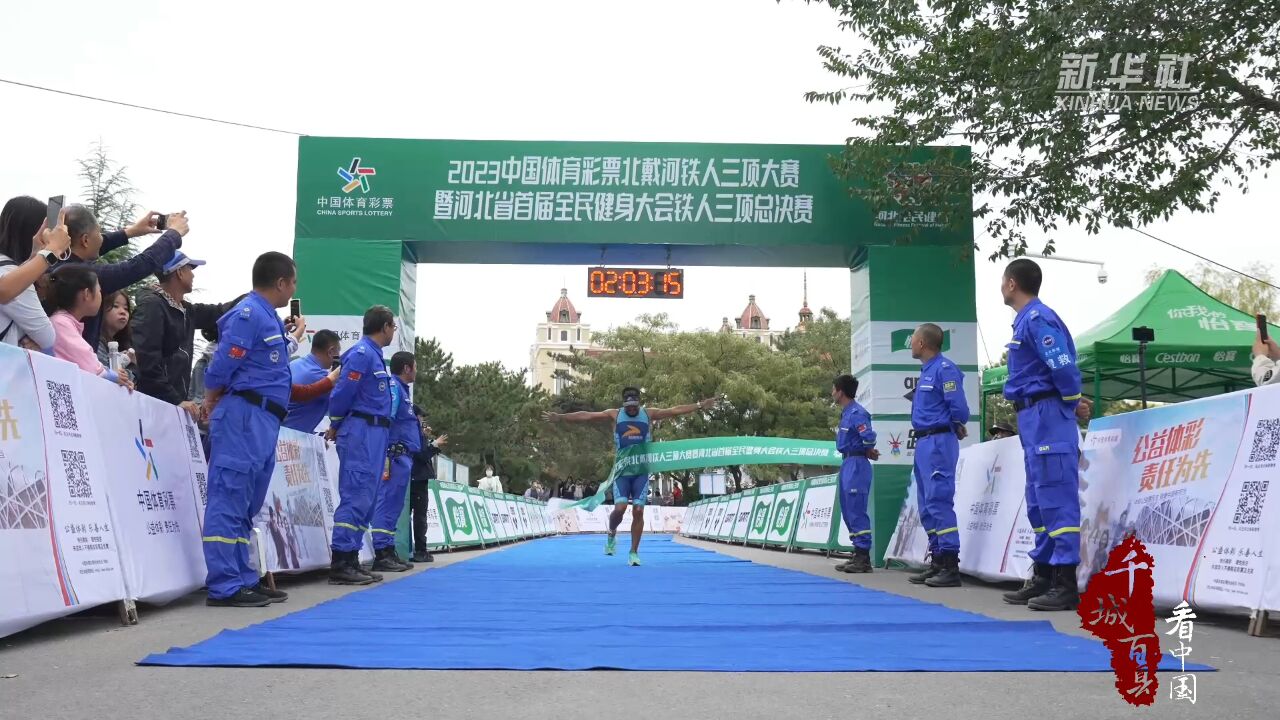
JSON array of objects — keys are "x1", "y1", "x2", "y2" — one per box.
[{"x1": 981, "y1": 270, "x2": 1278, "y2": 429}]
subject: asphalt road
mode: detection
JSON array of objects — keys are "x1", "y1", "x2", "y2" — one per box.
[{"x1": 2, "y1": 535, "x2": 1275, "y2": 720}]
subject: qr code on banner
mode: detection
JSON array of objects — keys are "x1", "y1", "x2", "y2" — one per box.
[
  {"x1": 183, "y1": 421, "x2": 202, "y2": 460},
  {"x1": 62, "y1": 449, "x2": 90, "y2": 498},
  {"x1": 1248, "y1": 418, "x2": 1280, "y2": 463},
  {"x1": 46, "y1": 380, "x2": 77, "y2": 431},
  {"x1": 1232, "y1": 480, "x2": 1268, "y2": 525},
  {"x1": 194, "y1": 472, "x2": 207, "y2": 506}
]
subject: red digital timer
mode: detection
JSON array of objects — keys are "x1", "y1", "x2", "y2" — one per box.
[{"x1": 586, "y1": 267, "x2": 684, "y2": 299}]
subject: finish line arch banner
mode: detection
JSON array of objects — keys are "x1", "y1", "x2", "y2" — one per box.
[{"x1": 883, "y1": 383, "x2": 1280, "y2": 616}]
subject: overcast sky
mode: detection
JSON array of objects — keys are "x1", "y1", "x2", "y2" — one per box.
[{"x1": 2, "y1": 0, "x2": 1274, "y2": 373}]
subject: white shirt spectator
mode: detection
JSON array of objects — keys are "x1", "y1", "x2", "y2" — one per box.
[
  {"x1": 478, "y1": 471, "x2": 503, "y2": 494},
  {"x1": 0, "y1": 253, "x2": 55, "y2": 350}
]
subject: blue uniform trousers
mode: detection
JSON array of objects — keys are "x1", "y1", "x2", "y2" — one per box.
[
  {"x1": 372, "y1": 453, "x2": 412, "y2": 549},
  {"x1": 913, "y1": 433, "x2": 960, "y2": 555},
  {"x1": 330, "y1": 421, "x2": 390, "y2": 553},
  {"x1": 837, "y1": 456, "x2": 873, "y2": 550},
  {"x1": 1018, "y1": 401, "x2": 1082, "y2": 565},
  {"x1": 201, "y1": 396, "x2": 280, "y2": 599}
]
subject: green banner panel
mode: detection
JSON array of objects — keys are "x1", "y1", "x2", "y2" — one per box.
[{"x1": 296, "y1": 137, "x2": 970, "y2": 270}]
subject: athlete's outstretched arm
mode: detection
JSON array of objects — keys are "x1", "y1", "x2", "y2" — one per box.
[
  {"x1": 543, "y1": 409, "x2": 616, "y2": 423},
  {"x1": 648, "y1": 398, "x2": 716, "y2": 421}
]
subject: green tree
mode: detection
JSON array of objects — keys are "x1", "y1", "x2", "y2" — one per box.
[
  {"x1": 78, "y1": 141, "x2": 139, "y2": 264},
  {"x1": 775, "y1": 307, "x2": 852, "y2": 377},
  {"x1": 1145, "y1": 262, "x2": 1278, "y2": 317},
  {"x1": 558, "y1": 316, "x2": 839, "y2": 489},
  {"x1": 797, "y1": 0, "x2": 1280, "y2": 259}
]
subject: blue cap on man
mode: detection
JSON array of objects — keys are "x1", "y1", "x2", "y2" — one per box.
[{"x1": 161, "y1": 251, "x2": 206, "y2": 275}]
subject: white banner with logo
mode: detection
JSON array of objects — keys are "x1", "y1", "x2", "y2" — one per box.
[
  {"x1": 764, "y1": 482, "x2": 805, "y2": 546},
  {"x1": 246, "y1": 430, "x2": 337, "y2": 575},
  {"x1": 82, "y1": 378, "x2": 207, "y2": 604},
  {"x1": 883, "y1": 384, "x2": 1280, "y2": 613},
  {"x1": 0, "y1": 348, "x2": 122, "y2": 638},
  {"x1": 792, "y1": 476, "x2": 838, "y2": 549}
]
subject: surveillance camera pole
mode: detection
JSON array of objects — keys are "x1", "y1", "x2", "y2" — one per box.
[{"x1": 1023, "y1": 253, "x2": 1107, "y2": 282}]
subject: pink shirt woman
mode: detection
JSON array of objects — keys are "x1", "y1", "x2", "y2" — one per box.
[{"x1": 45, "y1": 264, "x2": 132, "y2": 389}]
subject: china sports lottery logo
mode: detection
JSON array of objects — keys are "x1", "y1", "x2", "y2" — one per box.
[{"x1": 338, "y1": 157, "x2": 376, "y2": 194}]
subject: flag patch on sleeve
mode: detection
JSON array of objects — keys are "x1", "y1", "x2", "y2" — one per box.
[
  {"x1": 943, "y1": 380, "x2": 957, "y2": 392},
  {"x1": 347, "y1": 370, "x2": 363, "y2": 381},
  {"x1": 228, "y1": 346, "x2": 247, "y2": 359}
]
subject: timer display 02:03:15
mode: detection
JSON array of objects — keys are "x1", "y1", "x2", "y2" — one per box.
[{"x1": 586, "y1": 267, "x2": 684, "y2": 299}]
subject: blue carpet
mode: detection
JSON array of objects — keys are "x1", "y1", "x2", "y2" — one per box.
[{"x1": 140, "y1": 536, "x2": 1212, "y2": 671}]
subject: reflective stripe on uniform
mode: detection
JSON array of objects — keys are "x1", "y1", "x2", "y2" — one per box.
[
  {"x1": 935, "y1": 527, "x2": 959, "y2": 536},
  {"x1": 1032, "y1": 526, "x2": 1046, "y2": 533},
  {"x1": 334, "y1": 522, "x2": 363, "y2": 532},
  {"x1": 849, "y1": 530, "x2": 872, "y2": 537},
  {"x1": 1062, "y1": 393, "x2": 1082, "y2": 401},
  {"x1": 263, "y1": 334, "x2": 283, "y2": 343},
  {"x1": 1049, "y1": 526, "x2": 1080, "y2": 537},
  {"x1": 203, "y1": 535, "x2": 249, "y2": 545},
  {"x1": 926, "y1": 529, "x2": 937, "y2": 535},
  {"x1": 370, "y1": 528, "x2": 396, "y2": 536}
]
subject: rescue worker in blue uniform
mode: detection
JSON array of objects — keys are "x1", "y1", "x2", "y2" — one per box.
[
  {"x1": 283, "y1": 328, "x2": 342, "y2": 433},
  {"x1": 199, "y1": 252, "x2": 296, "y2": 608},
  {"x1": 545, "y1": 388, "x2": 715, "y2": 566},
  {"x1": 907, "y1": 322, "x2": 970, "y2": 588},
  {"x1": 831, "y1": 374, "x2": 880, "y2": 573},
  {"x1": 325, "y1": 305, "x2": 397, "y2": 586},
  {"x1": 1000, "y1": 258, "x2": 1093, "y2": 611},
  {"x1": 369, "y1": 350, "x2": 419, "y2": 573}
]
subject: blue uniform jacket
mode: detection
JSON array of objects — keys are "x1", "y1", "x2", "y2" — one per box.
[
  {"x1": 1003, "y1": 298, "x2": 1082, "y2": 406},
  {"x1": 283, "y1": 354, "x2": 330, "y2": 432},
  {"x1": 836, "y1": 401, "x2": 876, "y2": 455},
  {"x1": 911, "y1": 353, "x2": 970, "y2": 431},
  {"x1": 389, "y1": 376, "x2": 421, "y2": 450},
  {"x1": 327, "y1": 336, "x2": 391, "y2": 425},
  {"x1": 202, "y1": 291, "x2": 291, "y2": 407}
]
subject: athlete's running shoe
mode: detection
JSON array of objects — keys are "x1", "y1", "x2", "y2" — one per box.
[
  {"x1": 628, "y1": 552, "x2": 642, "y2": 567},
  {"x1": 605, "y1": 534, "x2": 616, "y2": 556}
]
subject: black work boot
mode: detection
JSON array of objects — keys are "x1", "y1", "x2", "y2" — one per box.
[
  {"x1": 925, "y1": 552, "x2": 962, "y2": 587},
  {"x1": 371, "y1": 547, "x2": 408, "y2": 573},
  {"x1": 330, "y1": 551, "x2": 374, "y2": 585},
  {"x1": 411, "y1": 549, "x2": 431, "y2": 563},
  {"x1": 206, "y1": 587, "x2": 272, "y2": 607},
  {"x1": 834, "y1": 554, "x2": 856, "y2": 572},
  {"x1": 1003, "y1": 562, "x2": 1052, "y2": 605},
  {"x1": 391, "y1": 550, "x2": 415, "y2": 571},
  {"x1": 355, "y1": 552, "x2": 384, "y2": 582},
  {"x1": 839, "y1": 547, "x2": 873, "y2": 574},
  {"x1": 250, "y1": 583, "x2": 289, "y2": 603},
  {"x1": 908, "y1": 555, "x2": 940, "y2": 584},
  {"x1": 1028, "y1": 565, "x2": 1080, "y2": 611}
]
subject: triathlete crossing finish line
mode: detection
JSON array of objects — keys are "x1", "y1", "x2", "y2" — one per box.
[{"x1": 545, "y1": 387, "x2": 715, "y2": 566}]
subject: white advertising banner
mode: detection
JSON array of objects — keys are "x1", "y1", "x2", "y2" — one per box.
[
  {"x1": 249, "y1": 430, "x2": 336, "y2": 575},
  {"x1": 791, "y1": 475, "x2": 835, "y2": 549},
  {"x1": 765, "y1": 482, "x2": 805, "y2": 546},
  {"x1": 474, "y1": 492, "x2": 500, "y2": 543},
  {"x1": 716, "y1": 495, "x2": 743, "y2": 539},
  {"x1": 745, "y1": 487, "x2": 777, "y2": 544},
  {"x1": 729, "y1": 492, "x2": 756, "y2": 542},
  {"x1": 83, "y1": 379, "x2": 206, "y2": 603},
  {"x1": 1, "y1": 348, "x2": 123, "y2": 638},
  {"x1": 26, "y1": 352, "x2": 127, "y2": 612},
  {"x1": 436, "y1": 482, "x2": 482, "y2": 546}
]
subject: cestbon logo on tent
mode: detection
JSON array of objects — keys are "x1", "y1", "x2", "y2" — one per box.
[
  {"x1": 891, "y1": 328, "x2": 951, "y2": 353},
  {"x1": 337, "y1": 157, "x2": 376, "y2": 194}
]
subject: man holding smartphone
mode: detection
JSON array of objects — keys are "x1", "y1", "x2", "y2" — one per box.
[
  {"x1": 55, "y1": 205, "x2": 189, "y2": 346},
  {"x1": 284, "y1": 328, "x2": 343, "y2": 432}
]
